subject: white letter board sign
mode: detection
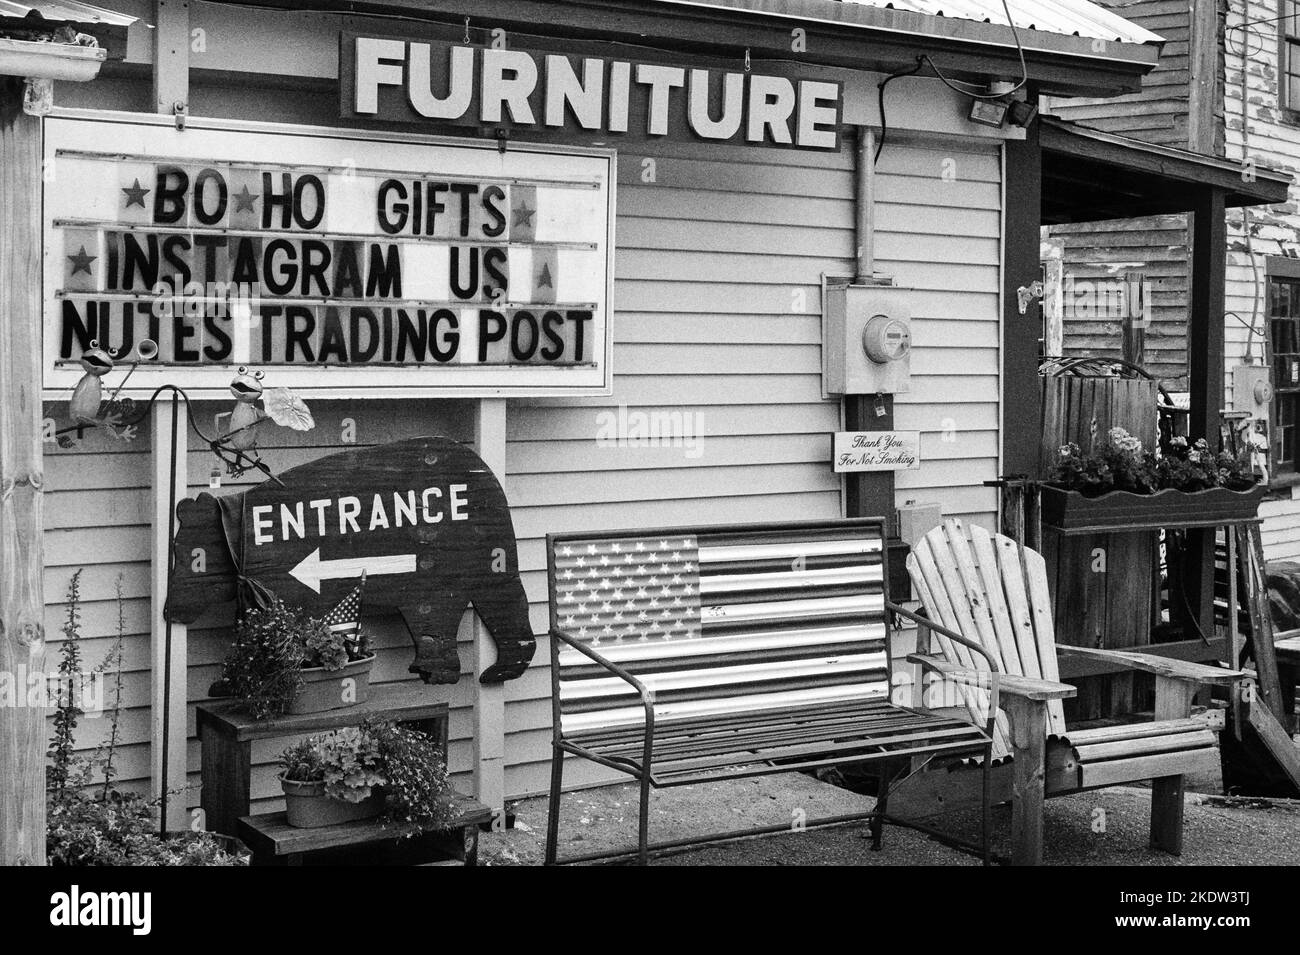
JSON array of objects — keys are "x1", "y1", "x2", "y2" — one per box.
[{"x1": 42, "y1": 113, "x2": 614, "y2": 398}]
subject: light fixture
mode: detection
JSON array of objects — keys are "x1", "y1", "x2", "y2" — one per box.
[
  {"x1": 968, "y1": 99, "x2": 1009, "y2": 128},
  {"x1": 1007, "y1": 99, "x2": 1039, "y2": 128}
]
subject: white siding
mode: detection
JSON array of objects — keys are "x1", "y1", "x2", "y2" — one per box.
[
  {"x1": 502, "y1": 134, "x2": 1004, "y2": 796},
  {"x1": 1225, "y1": 0, "x2": 1300, "y2": 561}
]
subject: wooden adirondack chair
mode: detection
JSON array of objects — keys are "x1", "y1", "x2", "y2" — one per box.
[{"x1": 903, "y1": 518, "x2": 1246, "y2": 865}]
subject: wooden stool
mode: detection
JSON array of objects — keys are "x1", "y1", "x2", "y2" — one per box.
[
  {"x1": 196, "y1": 683, "x2": 450, "y2": 837},
  {"x1": 238, "y1": 792, "x2": 492, "y2": 866}
]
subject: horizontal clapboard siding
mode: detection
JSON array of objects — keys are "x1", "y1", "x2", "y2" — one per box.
[
  {"x1": 1224, "y1": 0, "x2": 1300, "y2": 561},
  {"x1": 1043, "y1": 0, "x2": 1193, "y2": 146},
  {"x1": 504, "y1": 133, "x2": 1003, "y2": 796}
]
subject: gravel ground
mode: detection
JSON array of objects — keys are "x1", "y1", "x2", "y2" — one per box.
[{"x1": 478, "y1": 773, "x2": 1300, "y2": 866}]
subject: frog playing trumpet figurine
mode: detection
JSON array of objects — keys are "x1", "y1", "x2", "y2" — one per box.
[{"x1": 61, "y1": 338, "x2": 160, "y2": 444}]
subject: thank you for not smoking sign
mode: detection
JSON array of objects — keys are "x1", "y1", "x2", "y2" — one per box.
[
  {"x1": 833, "y1": 431, "x2": 921, "y2": 472},
  {"x1": 42, "y1": 115, "x2": 614, "y2": 397}
]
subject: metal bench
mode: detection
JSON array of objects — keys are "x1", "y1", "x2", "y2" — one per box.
[{"x1": 542, "y1": 517, "x2": 998, "y2": 865}]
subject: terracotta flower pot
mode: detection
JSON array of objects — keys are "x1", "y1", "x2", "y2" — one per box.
[
  {"x1": 286, "y1": 654, "x2": 375, "y2": 715},
  {"x1": 280, "y1": 775, "x2": 385, "y2": 828},
  {"x1": 1040, "y1": 483, "x2": 1266, "y2": 533}
]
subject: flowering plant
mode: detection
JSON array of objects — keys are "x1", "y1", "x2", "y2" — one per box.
[
  {"x1": 278, "y1": 722, "x2": 454, "y2": 832},
  {"x1": 216, "y1": 599, "x2": 371, "y2": 719},
  {"x1": 1050, "y1": 427, "x2": 1256, "y2": 497}
]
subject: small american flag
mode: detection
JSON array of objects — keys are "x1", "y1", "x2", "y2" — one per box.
[
  {"x1": 554, "y1": 537, "x2": 701, "y2": 646},
  {"x1": 323, "y1": 572, "x2": 366, "y2": 650}
]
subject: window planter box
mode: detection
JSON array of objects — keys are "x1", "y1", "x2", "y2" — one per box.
[{"x1": 1040, "y1": 483, "x2": 1267, "y2": 534}]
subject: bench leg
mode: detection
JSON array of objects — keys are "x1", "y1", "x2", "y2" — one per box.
[
  {"x1": 871, "y1": 761, "x2": 890, "y2": 850},
  {"x1": 637, "y1": 771, "x2": 651, "y2": 866},
  {"x1": 1150, "y1": 775, "x2": 1185, "y2": 855},
  {"x1": 544, "y1": 745, "x2": 564, "y2": 866}
]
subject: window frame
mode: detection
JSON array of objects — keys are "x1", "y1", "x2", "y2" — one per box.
[
  {"x1": 1281, "y1": 0, "x2": 1300, "y2": 120},
  {"x1": 1266, "y1": 257, "x2": 1300, "y2": 487}
]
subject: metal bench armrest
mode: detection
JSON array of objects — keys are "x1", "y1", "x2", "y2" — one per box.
[
  {"x1": 886, "y1": 601, "x2": 1000, "y2": 731},
  {"x1": 550, "y1": 628, "x2": 656, "y2": 765}
]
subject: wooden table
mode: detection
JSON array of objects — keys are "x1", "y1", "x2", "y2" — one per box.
[
  {"x1": 238, "y1": 791, "x2": 492, "y2": 866},
  {"x1": 196, "y1": 682, "x2": 449, "y2": 837}
]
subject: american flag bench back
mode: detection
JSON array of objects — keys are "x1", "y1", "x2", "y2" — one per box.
[{"x1": 546, "y1": 518, "x2": 890, "y2": 737}]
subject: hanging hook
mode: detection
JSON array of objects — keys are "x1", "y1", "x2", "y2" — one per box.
[
  {"x1": 744, "y1": 47, "x2": 751, "y2": 72},
  {"x1": 464, "y1": 16, "x2": 471, "y2": 44}
]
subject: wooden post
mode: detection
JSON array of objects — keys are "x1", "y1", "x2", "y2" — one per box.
[
  {"x1": 1003, "y1": 115, "x2": 1043, "y2": 479},
  {"x1": 472, "y1": 399, "x2": 508, "y2": 814},
  {"x1": 0, "y1": 79, "x2": 48, "y2": 866},
  {"x1": 151, "y1": 397, "x2": 189, "y2": 831},
  {"x1": 1003, "y1": 695, "x2": 1047, "y2": 866},
  {"x1": 150, "y1": 0, "x2": 191, "y2": 833},
  {"x1": 1184, "y1": 187, "x2": 1226, "y2": 643},
  {"x1": 1149, "y1": 676, "x2": 1197, "y2": 853}
]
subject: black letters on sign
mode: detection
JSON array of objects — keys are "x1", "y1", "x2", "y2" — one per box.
[{"x1": 164, "y1": 436, "x2": 536, "y2": 684}]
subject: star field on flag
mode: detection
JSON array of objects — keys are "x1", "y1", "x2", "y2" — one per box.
[{"x1": 553, "y1": 536, "x2": 701, "y2": 645}]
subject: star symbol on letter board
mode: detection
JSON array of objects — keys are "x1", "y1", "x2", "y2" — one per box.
[
  {"x1": 121, "y1": 178, "x2": 150, "y2": 208},
  {"x1": 513, "y1": 202, "x2": 536, "y2": 228},
  {"x1": 68, "y1": 245, "x2": 97, "y2": 276},
  {"x1": 233, "y1": 184, "x2": 258, "y2": 213}
]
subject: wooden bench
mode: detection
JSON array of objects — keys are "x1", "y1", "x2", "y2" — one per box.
[
  {"x1": 543, "y1": 517, "x2": 999, "y2": 865},
  {"x1": 900, "y1": 519, "x2": 1246, "y2": 865}
]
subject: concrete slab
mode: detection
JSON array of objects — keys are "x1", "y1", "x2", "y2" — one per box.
[{"x1": 478, "y1": 772, "x2": 1300, "y2": 866}]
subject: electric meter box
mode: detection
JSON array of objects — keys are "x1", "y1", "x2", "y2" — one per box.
[
  {"x1": 1232, "y1": 364, "x2": 1273, "y2": 421},
  {"x1": 823, "y1": 285, "x2": 912, "y2": 395}
]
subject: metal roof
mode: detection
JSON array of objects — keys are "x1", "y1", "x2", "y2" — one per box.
[
  {"x1": 0, "y1": 2, "x2": 137, "y2": 27},
  {"x1": 653, "y1": 0, "x2": 1162, "y2": 49},
  {"x1": 835, "y1": 0, "x2": 1162, "y2": 45}
]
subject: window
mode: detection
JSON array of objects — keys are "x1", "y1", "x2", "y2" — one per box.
[
  {"x1": 1268, "y1": 269, "x2": 1300, "y2": 480},
  {"x1": 1284, "y1": 0, "x2": 1300, "y2": 112}
]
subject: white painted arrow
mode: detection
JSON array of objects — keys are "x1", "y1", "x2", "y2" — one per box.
[{"x1": 288, "y1": 547, "x2": 418, "y2": 594}]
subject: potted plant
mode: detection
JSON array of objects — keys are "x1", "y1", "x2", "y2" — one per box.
[
  {"x1": 278, "y1": 721, "x2": 456, "y2": 831},
  {"x1": 1042, "y1": 428, "x2": 1265, "y2": 532},
  {"x1": 278, "y1": 729, "x2": 387, "y2": 828},
  {"x1": 215, "y1": 597, "x2": 375, "y2": 719}
]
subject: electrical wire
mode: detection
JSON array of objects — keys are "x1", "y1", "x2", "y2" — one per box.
[
  {"x1": 921, "y1": 0, "x2": 1029, "y2": 100},
  {"x1": 875, "y1": 57, "x2": 924, "y2": 164}
]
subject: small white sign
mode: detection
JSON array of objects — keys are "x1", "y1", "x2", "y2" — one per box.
[{"x1": 833, "y1": 430, "x2": 921, "y2": 472}]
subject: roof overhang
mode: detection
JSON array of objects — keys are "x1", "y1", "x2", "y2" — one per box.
[
  {"x1": 1041, "y1": 116, "x2": 1292, "y2": 224},
  {"x1": 0, "y1": 2, "x2": 137, "y2": 56},
  {"x1": 237, "y1": 0, "x2": 1161, "y2": 99}
]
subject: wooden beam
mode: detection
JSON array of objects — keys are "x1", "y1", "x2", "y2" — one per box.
[
  {"x1": 150, "y1": 0, "x2": 191, "y2": 833},
  {"x1": 1187, "y1": 0, "x2": 1220, "y2": 155},
  {"x1": 1002, "y1": 112, "x2": 1042, "y2": 478},
  {"x1": 1182, "y1": 187, "x2": 1227, "y2": 644},
  {"x1": 153, "y1": 0, "x2": 190, "y2": 116},
  {"x1": 0, "y1": 79, "x2": 48, "y2": 867},
  {"x1": 151, "y1": 397, "x2": 189, "y2": 832},
  {"x1": 472, "y1": 399, "x2": 508, "y2": 815}
]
